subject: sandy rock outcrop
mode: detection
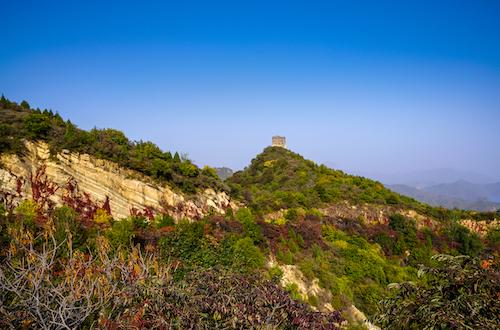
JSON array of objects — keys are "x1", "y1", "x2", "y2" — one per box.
[
  {"x1": 267, "y1": 256, "x2": 334, "y2": 312},
  {"x1": 0, "y1": 141, "x2": 235, "y2": 220}
]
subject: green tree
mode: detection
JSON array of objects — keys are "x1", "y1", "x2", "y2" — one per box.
[
  {"x1": 23, "y1": 113, "x2": 52, "y2": 139},
  {"x1": 20, "y1": 100, "x2": 30, "y2": 109}
]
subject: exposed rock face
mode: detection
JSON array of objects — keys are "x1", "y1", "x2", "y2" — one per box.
[
  {"x1": 320, "y1": 202, "x2": 497, "y2": 237},
  {"x1": 267, "y1": 257, "x2": 378, "y2": 329},
  {"x1": 0, "y1": 141, "x2": 235, "y2": 220},
  {"x1": 267, "y1": 256, "x2": 334, "y2": 313}
]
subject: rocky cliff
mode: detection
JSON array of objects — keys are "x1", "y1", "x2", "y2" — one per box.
[{"x1": 0, "y1": 141, "x2": 234, "y2": 220}]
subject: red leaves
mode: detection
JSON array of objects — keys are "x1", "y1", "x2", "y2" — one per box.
[
  {"x1": 27, "y1": 166, "x2": 58, "y2": 223},
  {"x1": 62, "y1": 177, "x2": 111, "y2": 225},
  {"x1": 183, "y1": 269, "x2": 344, "y2": 329},
  {"x1": 29, "y1": 166, "x2": 58, "y2": 209},
  {"x1": 130, "y1": 206, "x2": 154, "y2": 220}
]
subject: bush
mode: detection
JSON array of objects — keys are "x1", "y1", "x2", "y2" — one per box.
[
  {"x1": 13, "y1": 200, "x2": 37, "y2": 230},
  {"x1": 106, "y1": 218, "x2": 135, "y2": 249},
  {"x1": 268, "y1": 265, "x2": 284, "y2": 282},
  {"x1": 0, "y1": 227, "x2": 344, "y2": 329},
  {"x1": 374, "y1": 255, "x2": 500, "y2": 329},
  {"x1": 231, "y1": 237, "x2": 265, "y2": 272},
  {"x1": 53, "y1": 206, "x2": 84, "y2": 253},
  {"x1": 235, "y1": 208, "x2": 263, "y2": 243},
  {"x1": 447, "y1": 224, "x2": 483, "y2": 256},
  {"x1": 159, "y1": 220, "x2": 204, "y2": 261},
  {"x1": 486, "y1": 227, "x2": 500, "y2": 252},
  {"x1": 153, "y1": 214, "x2": 175, "y2": 228}
]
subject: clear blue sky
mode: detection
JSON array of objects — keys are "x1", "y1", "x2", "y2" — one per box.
[{"x1": 2, "y1": 0, "x2": 500, "y2": 179}]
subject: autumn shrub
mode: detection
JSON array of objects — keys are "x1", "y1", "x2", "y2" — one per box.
[{"x1": 0, "y1": 231, "x2": 164, "y2": 329}]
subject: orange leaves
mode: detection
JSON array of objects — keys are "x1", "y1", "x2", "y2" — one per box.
[{"x1": 481, "y1": 259, "x2": 492, "y2": 270}]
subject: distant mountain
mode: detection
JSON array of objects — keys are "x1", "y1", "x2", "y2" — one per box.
[
  {"x1": 423, "y1": 181, "x2": 500, "y2": 202},
  {"x1": 388, "y1": 183, "x2": 500, "y2": 212},
  {"x1": 215, "y1": 167, "x2": 234, "y2": 180},
  {"x1": 362, "y1": 168, "x2": 495, "y2": 188}
]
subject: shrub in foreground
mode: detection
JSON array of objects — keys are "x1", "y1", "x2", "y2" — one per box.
[{"x1": 374, "y1": 254, "x2": 500, "y2": 329}]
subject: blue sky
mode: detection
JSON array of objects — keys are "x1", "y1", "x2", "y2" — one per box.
[{"x1": 1, "y1": 0, "x2": 500, "y2": 179}]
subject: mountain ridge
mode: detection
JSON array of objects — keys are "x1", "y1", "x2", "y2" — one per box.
[{"x1": 388, "y1": 182, "x2": 500, "y2": 212}]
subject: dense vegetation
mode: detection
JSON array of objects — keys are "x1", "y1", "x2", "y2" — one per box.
[
  {"x1": 228, "y1": 146, "x2": 498, "y2": 221},
  {"x1": 2, "y1": 166, "x2": 498, "y2": 328},
  {"x1": 0, "y1": 96, "x2": 224, "y2": 193},
  {"x1": 0, "y1": 173, "x2": 343, "y2": 329}
]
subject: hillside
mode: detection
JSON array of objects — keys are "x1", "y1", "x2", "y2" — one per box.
[
  {"x1": 228, "y1": 146, "x2": 410, "y2": 212},
  {"x1": 0, "y1": 140, "x2": 232, "y2": 220},
  {"x1": 227, "y1": 146, "x2": 498, "y2": 223},
  {"x1": 0, "y1": 96, "x2": 225, "y2": 194}
]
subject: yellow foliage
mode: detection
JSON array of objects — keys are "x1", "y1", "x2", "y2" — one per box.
[
  {"x1": 263, "y1": 160, "x2": 276, "y2": 168},
  {"x1": 94, "y1": 209, "x2": 111, "y2": 224},
  {"x1": 14, "y1": 200, "x2": 37, "y2": 221},
  {"x1": 332, "y1": 240, "x2": 349, "y2": 250},
  {"x1": 265, "y1": 217, "x2": 288, "y2": 225}
]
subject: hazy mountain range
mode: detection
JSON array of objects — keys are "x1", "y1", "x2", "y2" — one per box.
[
  {"x1": 387, "y1": 182, "x2": 500, "y2": 212},
  {"x1": 215, "y1": 167, "x2": 234, "y2": 180},
  {"x1": 357, "y1": 168, "x2": 495, "y2": 188}
]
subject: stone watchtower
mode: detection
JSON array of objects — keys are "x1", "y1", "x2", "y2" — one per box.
[{"x1": 272, "y1": 136, "x2": 287, "y2": 149}]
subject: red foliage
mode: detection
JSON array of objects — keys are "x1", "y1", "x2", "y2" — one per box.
[
  {"x1": 206, "y1": 216, "x2": 244, "y2": 240},
  {"x1": 291, "y1": 220, "x2": 324, "y2": 248},
  {"x1": 29, "y1": 166, "x2": 59, "y2": 221},
  {"x1": 159, "y1": 225, "x2": 176, "y2": 234},
  {"x1": 62, "y1": 177, "x2": 111, "y2": 224},
  {"x1": 260, "y1": 221, "x2": 290, "y2": 253},
  {"x1": 130, "y1": 206, "x2": 154, "y2": 220}
]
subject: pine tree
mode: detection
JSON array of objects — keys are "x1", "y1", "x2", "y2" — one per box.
[{"x1": 20, "y1": 100, "x2": 30, "y2": 109}]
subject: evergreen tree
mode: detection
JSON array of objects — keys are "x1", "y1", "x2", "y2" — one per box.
[{"x1": 20, "y1": 100, "x2": 30, "y2": 109}]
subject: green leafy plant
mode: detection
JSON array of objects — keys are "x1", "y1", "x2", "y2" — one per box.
[{"x1": 374, "y1": 254, "x2": 500, "y2": 329}]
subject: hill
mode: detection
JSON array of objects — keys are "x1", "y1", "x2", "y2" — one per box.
[
  {"x1": 227, "y1": 146, "x2": 498, "y2": 222},
  {"x1": 228, "y1": 146, "x2": 412, "y2": 212},
  {"x1": 364, "y1": 168, "x2": 494, "y2": 187},
  {"x1": 0, "y1": 96, "x2": 225, "y2": 194}
]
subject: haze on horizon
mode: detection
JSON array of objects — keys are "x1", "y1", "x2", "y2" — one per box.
[{"x1": 1, "y1": 0, "x2": 500, "y2": 181}]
